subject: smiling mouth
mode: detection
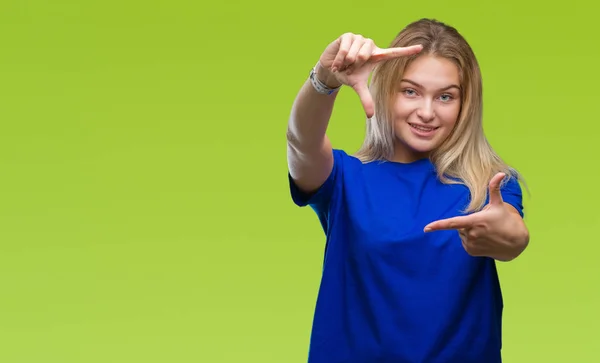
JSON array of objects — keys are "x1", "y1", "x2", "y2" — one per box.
[{"x1": 409, "y1": 123, "x2": 439, "y2": 132}]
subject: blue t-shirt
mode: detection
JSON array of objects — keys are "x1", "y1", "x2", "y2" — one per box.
[{"x1": 288, "y1": 149, "x2": 524, "y2": 363}]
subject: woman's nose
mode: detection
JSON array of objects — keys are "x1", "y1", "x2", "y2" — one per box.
[{"x1": 416, "y1": 101, "x2": 435, "y2": 122}]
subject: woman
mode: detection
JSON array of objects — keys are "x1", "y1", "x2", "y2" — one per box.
[{"x1": 286, "y1": 18, "x2": 530, "y2": 363}]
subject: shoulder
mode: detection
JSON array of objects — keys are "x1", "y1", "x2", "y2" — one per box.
[
  {"x1": 332, "y1": 148, "x2": 363, "y2": 168},
  {"x1": 501, "y1": 172, "x2": 523, "y2": 192},
  {"x1": 287, "y1": 148, "x2": 362, "y2": 209},
  {"x1": 328, "y1": 148, "x2": 378, "y2": 181}
]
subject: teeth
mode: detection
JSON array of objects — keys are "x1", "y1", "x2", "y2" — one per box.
[{"x1": 410, "y1": 124, "x2": 435, "y2": 131}]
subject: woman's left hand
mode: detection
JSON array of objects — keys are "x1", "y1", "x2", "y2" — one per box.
[{"x1": 424, "y1": 173, "x2": 530, "y2": 261}]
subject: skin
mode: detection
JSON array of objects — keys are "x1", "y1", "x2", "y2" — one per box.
[
  {"x1": 390, "y1": 55, "x2": 462, "y2": 163},
  {"x1": 287, "y1": 32, "x2": 529, "y2": 261},
  {"x1": 425, "y1": 172, "x2": 530, "y2": 261},
  {"x1": 385, "y1": 55, "x2": 529, "y2": 261}
]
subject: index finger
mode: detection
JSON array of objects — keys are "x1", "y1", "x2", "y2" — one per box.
[
  {"x1": 423, "y1": 215, "x2": 474, "y2": 232},
  {"x1": 371, "y1": 44, "x2": 423, "y2": 62}
]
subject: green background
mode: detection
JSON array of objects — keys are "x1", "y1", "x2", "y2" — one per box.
[{"x1": 0, "y1": 0, "x2": 598, "y2": 362}]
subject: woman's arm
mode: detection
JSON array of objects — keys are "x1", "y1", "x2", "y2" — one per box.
[
  {"x1": 484, "y1": 203, "x2": 530, "y2": 261},
  {"x1": 286, "y1": 34, "x2": 423, "y2": 195},
  {"x1": 424, "y1": 172, "x2": 530, "y2": 261},
  {"x1": 286, "y1": 63, "x2": 341, "y2": 195}
]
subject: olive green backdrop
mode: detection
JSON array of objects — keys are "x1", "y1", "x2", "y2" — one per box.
[{"x1": 0, "y1": 0, "x2": 598, "y2": 362}]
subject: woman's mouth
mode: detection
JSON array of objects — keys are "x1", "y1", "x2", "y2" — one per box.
[{"x1": 408, "y1": 123, "x2": 439, "y2": 137}]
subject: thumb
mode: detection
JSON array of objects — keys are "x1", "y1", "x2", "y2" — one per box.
[
  {"x1": 488, "y1": 172, "x2": 505, "y2": 206},
  {"x1": 352, "y1": 82, "x2": 375, "y2": 118}
]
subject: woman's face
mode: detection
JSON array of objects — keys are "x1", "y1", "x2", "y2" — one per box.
[{"x1": 391, "y1": 55, "x2": 462, "y2": 163}]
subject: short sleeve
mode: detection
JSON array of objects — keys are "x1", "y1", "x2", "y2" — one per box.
[
  {"x1": 500, "y1": 175, "x2": 525, "y2": 218},
  {"x1": 288, "y1": 149, "x2": 346, "y2": 215}
]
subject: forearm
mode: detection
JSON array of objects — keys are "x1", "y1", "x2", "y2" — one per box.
[
  {"x1": 286, "y1": 63, "x2": 341, "y2": 153},
  {"x1": 286, "y1": 64, "x2": 344, "y2": 193}
]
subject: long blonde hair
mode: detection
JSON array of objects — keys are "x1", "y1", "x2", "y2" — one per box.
[{"x1": 354, "y1": 18, "x2": 525, "y2": 213}]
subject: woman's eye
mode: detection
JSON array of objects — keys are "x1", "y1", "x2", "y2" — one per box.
[{"x1": 439, "y1": 94, "x2": 453, "y2": 102}]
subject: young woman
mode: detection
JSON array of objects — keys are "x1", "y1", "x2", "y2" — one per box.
[{"x1": 286, "y1": 18, "x2": 530, "y2": 363}]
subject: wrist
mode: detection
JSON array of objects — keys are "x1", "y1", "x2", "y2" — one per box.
[
  {"x1": 488, "y1": 214, "x2": 530, "y2": 262},
  {"x1": 315, "y1": 62, "x2": 343, "y2": 89}
]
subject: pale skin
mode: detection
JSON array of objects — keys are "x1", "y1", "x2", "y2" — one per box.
[
  {"x1": 287, "y1": 32, "x2": 529, "y2": 262},
  {"x1": 424, "y1": 173, "x2": 530, "y2": 262},
  {"x1": 392, "y1": 55, "x2": 462, "y2": 163}
]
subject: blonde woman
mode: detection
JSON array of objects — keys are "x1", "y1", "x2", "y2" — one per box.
[{"x1": 286, "y1": 18, "x2": 530, "y2": 362}]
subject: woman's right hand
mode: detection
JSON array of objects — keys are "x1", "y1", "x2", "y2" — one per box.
[{"x1": 317, "y1": 33, "x2": 423, "y2": 118}]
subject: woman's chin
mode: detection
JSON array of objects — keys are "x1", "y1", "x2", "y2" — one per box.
[{"x1": 402, "y1": 137, "x2": 439, "y2": 155}]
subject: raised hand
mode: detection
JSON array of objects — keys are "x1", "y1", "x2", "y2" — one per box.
[
  {"x1": 317, "y1": 33, "x2": 423, "y2": 118},
  {"x1": 423, "y1": 173, "x2": 529, "y2": 260}
]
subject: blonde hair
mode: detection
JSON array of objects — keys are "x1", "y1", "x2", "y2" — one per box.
[{"x1": 354, "y1": 18, "x2": 525, "y2": 213}]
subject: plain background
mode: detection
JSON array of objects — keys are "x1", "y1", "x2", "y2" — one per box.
[{"x1": 1, "y1": 0, "x2": 599, "y2": 362}]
